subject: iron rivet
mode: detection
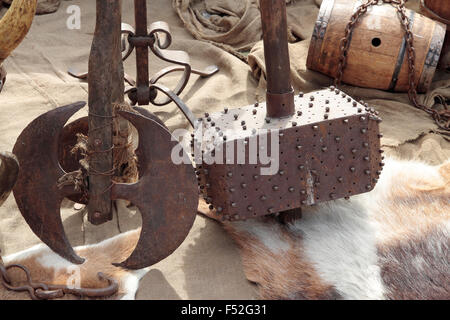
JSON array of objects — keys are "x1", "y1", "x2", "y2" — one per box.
[
  {"x1": 279, "y1": 170, "x2": 285, "y2": 175},
  {"x1": 289, "y1": 187, "x2": 295, "y2": 192},
  {"x1": 363, "y1": 142, "x2": 369, "y2": 148},
  {"x1": 296, "y1": 145, "x2": 302, "y2": 150},
  {"x1": 330, "y1": 193, "x2": 336, "y2": 199},
  {"x1": 253, "y1": 175, "x2": 259, "y2": 180},
  {"x1": 299, "y1": 92, "x2": 304, "y2": 97},
  {"x1": 325, "y1": 107, "x2": 330, "y2": 112},
  {"x1": 335, "y1": 137, "x2": 341, "y2": 142},
  {"x1": 268, "y1": 207, "x2": 274, "y2": 213},
  {"x1": 265, "y1": 118, "x2": 271, "y2": 123},
  {"x1": 322, "y1": 146, "x2": 327, "y2": 152},
  {"x1": 343, "y1": 119, "x2": 349, "y2": 124},
  {"x1": 338, "y1": 177, "x2": 343, "y2": 182},
  {"x1": 301, "y1": 200, "x2": 307, "y2": 205},
  {"x1": 310, "y1": 96, "x2": 315, "y2": 101},
  {"x1": 260, "y1": 195, "x2": 267, "y2": 201},
  {"x1": 351, "y1": 148, "x2": 357, "y2": 154},
  {"x1": 297, "y1": 111, "x2": 302, "y2": 116},
  {"x1": 224, "y1": 108, "x2": 228, "y2": 114},
  {"x1": 353, "y1": 101, "x2": 357, "y2": 107},
  {"x1": 338, "y1": 154, "x2": 344, "y2": 160},
  {"x1": 217, "y1": 207, "x2": 223, "y2": 213},
  {"x1": 205, "y1": 112, "x2": 209, "y2": 117},
  {"x1": 234, "y1": 114, "x2": 238, "y2": 120},
  {"x1": 273, "y1": 186, "x2": 279, "y2": 191},
  {"x1": 364, "y1": 156, "x2": 369, "y2": 161},
  {"x1": 324, "y1": 114, "x2": 329, "y2": 119},
  {"x1": 241, "y1": 183, "x2": 247, "y2": 188},
  {"x1": 231, "y1": 202, "x2": 237, "y2": 207},
  {"x1": 300, "y1": 190, "x2": 306, "y2": 195},
  {"x1": 309, "y1": 103, "x2": 314, "y2": 108},
  {"x1": 253, "y1": 109, "x2": 257, "y2": 115},
  {"x1": 312, "y1": 125, "x2": 318, "y2": 130},
  {"x1": 234, "y1": 214, "x2": 240, "y2": 220},
  {"x1": 292, "y1": 121, "x2": 297, "y2": 126},
  {"x1": 247, "y1": 206, "x2": 253, "y2": 211},
  {"x1": 229, "y1": 188, "x2": 235, "y2": 192},
  {"x1": 227, "y1": 172, "x2": 233, "y2": 177},
  {"x1": 366, "y1": 185, "x2": 372, "y2": 190},
  {"x1": 241, "y1": 121, "x2": 246, "y2": 125},
  {"x1": 298, "y1": 165, "x2": 305, "y2": 170},
  {"x1": 350, "y1": 167, "x2": 356, "y2": 172},
  {"x1": 358, "y1": 108, "x2": 362, "y2": 113},
  {"x1": 365, "y1": 170, "x2": 370, "y2": 175},
  {"x1": 209, "y1": 205, "x2": 214, "y2": 210}
]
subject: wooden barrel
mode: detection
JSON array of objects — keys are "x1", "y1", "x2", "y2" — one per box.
[
  {"x1": 307, "y1": 0, "x2": 446, "y2": 92},
  {"x1": 420, "y1": 0, "x2": 450, "y2": 69}
]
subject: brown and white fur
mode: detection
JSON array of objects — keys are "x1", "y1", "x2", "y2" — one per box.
[
  {"x1": 1, "y1": 158, "x2": 449, "y2": 299},
  {"x1": 200, "y1": 158, "x2": 450, "y2": 299},
  {"x1": 1, "y1": 229, "x2": 148, "y2": 300}
]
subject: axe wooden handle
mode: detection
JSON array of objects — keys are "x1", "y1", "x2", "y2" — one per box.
[
  {"x1": 260, "y1": 0, "x2": 295, "y2": 118},
  {"x1": 88, "y1": 0, "x2": 124, "y2": 225}
]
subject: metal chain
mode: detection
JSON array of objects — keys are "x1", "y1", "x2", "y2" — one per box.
[
  {"x1": 1, "y1": 252, "x2": 118, "y2": 300},
  {"x1": 335, "y1": 0, "x2": 450, "y2": 132}
]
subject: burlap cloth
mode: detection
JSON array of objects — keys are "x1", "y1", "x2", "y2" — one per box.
[{"x1": 0, "y1": 0, "x2": 448, "y2": 299}]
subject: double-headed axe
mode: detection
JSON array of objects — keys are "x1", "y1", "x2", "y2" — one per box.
[{"x1": 12, "y1": 0, "x2": 198, "y2": 270}]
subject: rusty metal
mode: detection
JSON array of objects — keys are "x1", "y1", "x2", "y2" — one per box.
[
  {"x1": 0, "y1": 152, "x2": 19, "y2": 207},
  {"x1": 68, "y1": 7, "x2": 219, "y2": 106},
  {"x1": 123, "y1": 0, "x2": 219, "y2": 106},
  {"x1": 12, "y1": 0, "x2": 201, "y2": 271},
  {"x1": 0, "y1": 65, "x2": 6, "y2": 93},
  {"x1": 13, "y1": 100, "x2": 198, "y2": 269},
  {"x1": 194, "y1": 0, "x2": 383, "y2": 221},
  {"x1": 0, "y1": 260, "x2": 118, "y2": 300},
  {"x1": 336, "y1": 0, "x2": 449, "y2": 132},
  {"x1": 260, "y1": 0, "x2": 295, "y2": 118}
]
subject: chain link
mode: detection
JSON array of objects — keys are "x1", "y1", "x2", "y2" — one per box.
[
  {"x1": 335, "y1": 0, "x2": 450, "y2": 132},
  {"x1": 1, "y1": 252, "x2": 118, "y2": 300}
]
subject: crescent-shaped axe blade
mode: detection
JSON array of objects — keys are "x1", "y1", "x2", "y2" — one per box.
[
  {"x1": 12, "y1": 102, "x2": 87, "y2": 264},
  {"x1": 0, "y1": 151, "x2": 19, "y2": 207},
  {"x1": 111, "y1": 110, "x2": 198, "y2": 269}
]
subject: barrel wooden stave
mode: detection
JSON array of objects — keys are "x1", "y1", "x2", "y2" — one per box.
[
  {"x1": 307, "y1": 0, "x2": 446, "y2": 92},
  {"x1": 420, "y1": 0, "x2": 450, "y2": 69}
]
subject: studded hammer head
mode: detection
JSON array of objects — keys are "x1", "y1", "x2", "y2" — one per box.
[{"x1": 193, "y1": 87, "x2": 383, "y2": 221}]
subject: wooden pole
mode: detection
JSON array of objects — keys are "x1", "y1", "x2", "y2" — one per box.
[{"x1": 88, "y1": 0, "x2": 124, "y2": 225}]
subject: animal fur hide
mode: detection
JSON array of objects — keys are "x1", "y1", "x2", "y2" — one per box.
[
  {"x1": 200, "y1": 158, "x2": 450, "y2": 300},
  {"x1": 1, "y1": 229, "x2": 148, "y2": 300},
  {"x1": 1, "y1": 158, "x2": 448, "y2": 299}
]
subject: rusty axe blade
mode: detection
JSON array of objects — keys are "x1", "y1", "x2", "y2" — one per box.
[
  {"x1": 112, "y1": 110, "x2": 198, "y2": 269},
  {"x1": 12, "y1": 102, "x2": 87, "y2": 264},
  {"x1": 0, "y1": 151, "x2": 19, "y2": 207},
  {"x1": 13, "y1": 104, "x2": 197, "y2": 270}
]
